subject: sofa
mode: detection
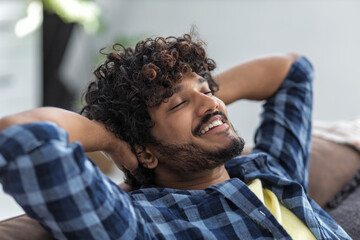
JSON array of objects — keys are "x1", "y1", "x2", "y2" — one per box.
[{"x1": 0, "y1": 136, "x2": 359, "y2": 239}]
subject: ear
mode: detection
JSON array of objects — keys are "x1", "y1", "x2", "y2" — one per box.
[{"x1": 136, "y1": 146, "x2": 158, "y2": 169}]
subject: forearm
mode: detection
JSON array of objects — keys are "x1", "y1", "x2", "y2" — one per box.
[
  {"x1": 0, "y1": 107, "x2": 116, "y2": 152},
  {"x1": 214, "y1": 53, "x2": 300, "y2": 105},
  {"x1": 0, "y1": 122, "x2": 144, "y2": 239}
]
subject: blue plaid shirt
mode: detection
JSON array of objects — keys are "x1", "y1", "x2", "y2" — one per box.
[{"x1": 0, "y1": 57, "x2": 350, "y2": 239}]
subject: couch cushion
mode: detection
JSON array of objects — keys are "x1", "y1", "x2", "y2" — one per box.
[
  {"x1": 326, "y1": 186, "x2": 360, "y2": 239},
  {"x1": 308, "y1": 136, "x2": 360, "y2": 207}
]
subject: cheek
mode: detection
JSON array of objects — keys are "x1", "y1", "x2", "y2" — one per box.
[
  {"x1": 166, "y1": 121, "x2": 192, "y2": 140},
  {"x1": 155, "y1": 117, "x2": 193, "y2": 143}
]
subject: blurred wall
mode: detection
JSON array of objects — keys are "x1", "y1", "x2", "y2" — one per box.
[
  {"x1": 63, "y1": 0, "x2": 360, "y2": 145},
  {"x1": 0, "y1": 0, "x2": 42, "y2": 221},
  {"x1": 0, "y1": 1, "x2": 41, "y2": 118}
]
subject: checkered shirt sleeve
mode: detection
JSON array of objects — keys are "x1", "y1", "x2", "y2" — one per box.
[
  {"x1": 0, "y1": 122, "x2": 150, "y2": 239},
  {"x1": 252, "y1": 56, "x2": 314, "y2": 191}
]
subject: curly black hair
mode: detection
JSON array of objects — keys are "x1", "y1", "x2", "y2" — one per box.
[{"x1": 81, "y1": 34, "x2": 218, "y2": 189}]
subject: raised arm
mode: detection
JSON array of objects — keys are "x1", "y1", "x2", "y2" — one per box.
[
  {"x1": 214, "y1": 53, "x2": 300, "y2": 104},
  {"x1": 225, "y1": 55, "x2": 314, "y2": 189},
  {"x1": 0, "y1": 109, "x2": 147, "y2": 239},
  {"x1": 0, "y1": 107, "x2": 111, "y2": 151},
  {"x1": 0, "y1": 107, "x2": 138, "y2": 170}
]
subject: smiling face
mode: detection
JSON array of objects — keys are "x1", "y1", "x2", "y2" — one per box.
[{"x1": 146, "y1": 73, "x2": 244, "y2": 174}]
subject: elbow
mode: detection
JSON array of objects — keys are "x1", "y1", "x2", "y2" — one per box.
[
  {"x1": 0, "y1": 107, "x2": 61, "y2": 133},
  {"x1": 0, "y1": 116, "x2": 17, "y2": 132},
  {"x1": 286, "y1": 52, "x2": 301, "y2": 63}
]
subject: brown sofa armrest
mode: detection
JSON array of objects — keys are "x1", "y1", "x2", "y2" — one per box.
[
  {"x1": 0, "y1": 181, "x2": 131, "y2": 240},
  {"x1": 0, "y1": 214, "x2": 54, "y2": 240}
]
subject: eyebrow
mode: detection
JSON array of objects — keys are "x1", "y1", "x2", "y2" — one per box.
[{"x1": 173, "y1": 77, "x2": 207, "y2": 94}]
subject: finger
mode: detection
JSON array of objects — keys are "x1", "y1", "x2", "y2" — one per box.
[
  {"x1": 120, "y1": 143, "x2": 139, "y2": 171},
  {"x1": 122, "y1": 150, "x2": 139, "y2": 171}
]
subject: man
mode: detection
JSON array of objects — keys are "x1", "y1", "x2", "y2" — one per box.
[{"x1": 0, "y1": 34, "x2": 350, "y2": 239}]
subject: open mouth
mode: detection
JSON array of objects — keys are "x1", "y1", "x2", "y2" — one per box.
[
  {"x1": 200, "y1": 119, "x2": 225, "y2": 135},
  {"x1": 193, "y1": 111, "x2": 229, "y2": 136}
]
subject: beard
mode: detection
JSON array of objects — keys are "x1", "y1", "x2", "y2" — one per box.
[{"x1": 150, "y1": 133, "x2": 245, "y2": 174}]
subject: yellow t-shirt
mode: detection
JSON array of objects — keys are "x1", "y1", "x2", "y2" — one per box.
[{"x1": 247, "y1": 179, "x2": 316, "y2": 240}]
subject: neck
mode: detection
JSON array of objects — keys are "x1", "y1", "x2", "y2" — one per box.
[{"x1": 154, "y1": 165, "x2": 230, "y2": 190}]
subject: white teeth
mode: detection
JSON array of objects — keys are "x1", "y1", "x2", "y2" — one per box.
[
  {"x1": 200, "y1": 120, "x2": 224, "y2": 135},
  {"x1": 214, "y1": 120, "x2": 221, "y2": 126}
]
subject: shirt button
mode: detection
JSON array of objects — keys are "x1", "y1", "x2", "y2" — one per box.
[{"x1": 259, "y1": 210, "x2": 266, "y2": 216}]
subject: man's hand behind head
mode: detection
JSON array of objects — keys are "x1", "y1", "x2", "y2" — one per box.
[{"x1": 102, "y1": 140, "x2": 138, "y2": 175}]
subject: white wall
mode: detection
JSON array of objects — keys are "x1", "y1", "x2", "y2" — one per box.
[
  {"x1": 0, "y1": 0, "x2": 42, "y2": 221},
  {"x1": 64, "y1": 0, "x2": 360, "y2": 145},
  {"x1": 0, "y1": 0, "x2": 42, "y2": 118}
]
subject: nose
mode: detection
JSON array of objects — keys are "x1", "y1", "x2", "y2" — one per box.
[{"x1": 195, "y1": 92, "x2": 219, "y2": 117}]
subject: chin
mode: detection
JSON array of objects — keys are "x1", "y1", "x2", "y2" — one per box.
[
  {"x1": 213, "y1": 135, "x2": 244, "y2": 160},
  {"x1": 150, "y1": 131, "x2": 245, "y2": 174}
]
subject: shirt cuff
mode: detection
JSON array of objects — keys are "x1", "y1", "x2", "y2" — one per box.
[{"x1": 284, "y1": 56, "x2": 314, "y2": 84}]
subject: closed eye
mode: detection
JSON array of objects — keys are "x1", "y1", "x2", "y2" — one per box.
[
  {"x1": 203, "y1": 90, "x2": 214, "y2": 95},
  {"x1": 169, "y1": 101, "x2": 186, "y2": 111}
]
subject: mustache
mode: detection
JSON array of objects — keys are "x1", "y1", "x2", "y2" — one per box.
[{"x1": 192, "y1": 111, "x2": 228, "y2": 136}]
